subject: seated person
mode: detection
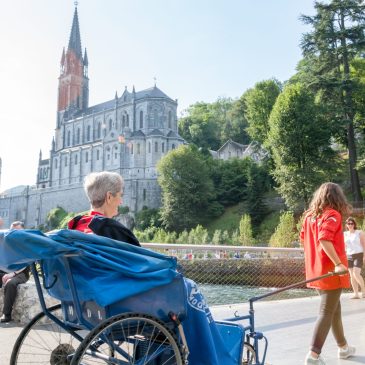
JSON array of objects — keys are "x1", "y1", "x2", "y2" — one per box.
[
  {"x1": 0, "y1": 221, "x2": 30, "y2": 323},
  {"x1": 68, "y1": 171, "x2": 140, "y2": 246}
]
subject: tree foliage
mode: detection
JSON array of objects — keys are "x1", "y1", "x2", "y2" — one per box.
[
  {"x1": 239, "y1": 214, "x2": 255, "y2": 246},
  {"x1": 299, "y1": 0, "x2": 365, "y2": 202},
  {"x1": 242, "y1": 79, "x2": 281, "y2": 145},
  {"x1": 267, "y1": 83, "x2": 336, "y2": 210},
  {"x1": 269, "y1": 211, "x2": 298, "y2": 248},
  {"x1": 157, "y1": 145, "x2": 222, "y2": 232}
]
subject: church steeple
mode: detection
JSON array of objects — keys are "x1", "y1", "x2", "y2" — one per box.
[{"x1": 57, "y1": 5, "x2": 89, "y2": 114}]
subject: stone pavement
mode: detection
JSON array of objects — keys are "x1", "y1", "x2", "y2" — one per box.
[{"x1": 0, "y1": 292, "x2": 364, "y2": 364}]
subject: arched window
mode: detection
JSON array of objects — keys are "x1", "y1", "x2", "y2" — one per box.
[
  {"x1": 96, "y1": 149, "x2": 100, "y2": 160},
  {"x1": 162, "y1": 142, "x2": 165, "y2": 153},
  {"x1": 172, "y1": 144, "x2": 175, "y2": 150},
  {"x1": 85, "y1": 152, "x2": 89, "y2": 163},
  {"x1": 137, "y1": 143, "x2": 141, "y2": 154},
  {"x1": 75, "y1": 154, "x2": 78, "y2": 164},
  {"x1": 122, "y1": 115, "x2": 125, "y2": 128},
  {"x1": 155, "y1": 142, "x2": 158, "y2": 152},
  {"x1": 109, "y1": 118, "x2": 112, "y2": 130},
  {"x1": 76, "y1": 128, "x2": 80, "y2": 144},
  {"x1": 55, "y1": 158, "x2": 58, "y2": 169},
  {"x1": 97, "y1": 123, "x2": 101, "y2": 139},
  {"x1": 168, "y1": 111, "x2": 172, "y2": 128},
  {"x1": 67, "y1": 130, "x2": 71, "y2": 146},
  {"x1": 140, "y1": 110, "x2": 143, "y2": 128},
  {"x1": 87, "y1": 125, "x2": 91, "y2": 141},
  {"x1": 148, "y1": 142, "x2": 151, "y2": 153},
  {"x1": 154, "y1": 110, "x2": 158, "y2": 126},
  {"x1": 126, "y1": 114, "x2": 129, "y2": 127},
  {"x1": 143, "y1": 189, "x2": 146, "y2": 201}
]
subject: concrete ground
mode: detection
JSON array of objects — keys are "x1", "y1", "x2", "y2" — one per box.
[{"x1": 0, "y1": 292, "x2": 364, "y2": 364}]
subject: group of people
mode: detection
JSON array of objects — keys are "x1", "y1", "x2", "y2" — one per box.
[{"x1": 0, "y1": 172, "x2": 364, "y2": 364}]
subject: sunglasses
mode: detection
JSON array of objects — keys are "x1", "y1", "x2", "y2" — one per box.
[{"x1": 346, "y1": 222, "x2": 355, "y2": 225}]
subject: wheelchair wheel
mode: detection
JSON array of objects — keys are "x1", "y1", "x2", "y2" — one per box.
[
  {"x1": 10, "y1": 304, "x2": 86, "y2": 365},
  {"x1": 70, "y1": 312, "x2": 184, "y2": 365},
  {"x1": 242, "y1": 342, "x2": 257, "y2": 364}
]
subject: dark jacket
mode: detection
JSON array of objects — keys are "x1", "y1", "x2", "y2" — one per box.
[{"x1": 68, "y1": 214, "x2": 141, "y2": 247}]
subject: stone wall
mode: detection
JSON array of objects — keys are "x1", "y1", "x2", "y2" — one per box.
[{"x1": 0, "y1": 281, "x2": 59, "y2": 324}]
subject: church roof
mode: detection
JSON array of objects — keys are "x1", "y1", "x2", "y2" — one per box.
[
  {"x1": 167, "y1": 130, "x2": 180, "y2": 138},
  {"x1": 131, "y1": 130, "x2": 145, "y2": 137},
  {"x1": 68, "y1": 7, "x2": 83, "y2": 59},
  {"x1": 217, "y1": 139, "x2": 247, "y2": 152},
  {"x1": 148, "y1": 129, "x2": 165, "y2": 137},
  {"x1": 135, "y1": 86, "x2": 173, "y2": 101}
]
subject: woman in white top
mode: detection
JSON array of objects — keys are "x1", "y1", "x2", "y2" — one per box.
[{"x1": 344, "y1": 217, "x2": 365, "y2": 299}]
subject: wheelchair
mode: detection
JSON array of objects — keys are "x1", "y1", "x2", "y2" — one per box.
[{"x1": 1, "y1": 229, "x2": 272, "y2": 364}]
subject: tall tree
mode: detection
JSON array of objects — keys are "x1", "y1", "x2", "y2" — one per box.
[
  {"x1": 267, "y1": 83, "x2": 336, "y2": 210},
  {"x1": 242, "y1": 79, "x2": 281, "y2": 145},
  {"x1": 300, "y1": 0, "x2": 365, "y2": 202},
  {"x1": 157, "y1": 145, "x2": 222, "y2": 232}
]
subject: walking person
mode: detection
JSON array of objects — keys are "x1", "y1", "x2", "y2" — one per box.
[
  {"x1": 0, "y1": 221, "x2": 30, "y2": 323},
  {"x1": 301, "y1": 182, "x2": 355, "y2": 365},
  {"x1": 344, "y1": 217, "x2": 365, "y2": 299}
]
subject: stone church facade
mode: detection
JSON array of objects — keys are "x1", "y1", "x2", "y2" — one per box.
[{"x1": 0, "y1": 6, "x2": 184, "y2": 228}]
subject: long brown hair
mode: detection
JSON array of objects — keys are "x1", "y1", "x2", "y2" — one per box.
[{"x1": 309, "y1": 182, "x2": 352, "y2": 217}]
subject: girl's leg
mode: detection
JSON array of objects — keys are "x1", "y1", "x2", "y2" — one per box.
[
  {"x1": 348, "y1": 268, "x2": 359, "y2": 297},
  {"x1": 310, "y1": 288, "x2": 345, "y2": 355},
  {"x1": 352, "y1": 267, "x2": 365, "y2": 294}
]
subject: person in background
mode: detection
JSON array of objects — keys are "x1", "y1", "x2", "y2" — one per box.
[
  {"x1": 344, "y1": 217, "x2": 365, "y2": 299},
  {"x1": 301, "y1": 182, "x2": 355, "y2": 365},
  {"x1": 68, "y1": 171, "x2": 140, "y2": 246},
  {"x1": 0, "y1": 221, "x2": 30, "y2": 323}
]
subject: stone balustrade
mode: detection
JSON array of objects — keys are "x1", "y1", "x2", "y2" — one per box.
[{"x1": 0, "y1": 281, "x2": 59, "y2": 324}]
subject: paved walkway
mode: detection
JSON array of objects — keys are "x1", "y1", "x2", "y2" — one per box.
[{"x1": 0, "y1": 292, "x2": 364, "y2": 364}]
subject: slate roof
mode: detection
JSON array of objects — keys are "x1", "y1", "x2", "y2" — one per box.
[{"x1": 147, "y1": 129, "x2": 165, "y2": 137}]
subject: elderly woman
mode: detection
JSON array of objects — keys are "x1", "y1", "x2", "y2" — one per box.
[{"x1": 68, "y1": 171, "x2": 140, "y2": 246}]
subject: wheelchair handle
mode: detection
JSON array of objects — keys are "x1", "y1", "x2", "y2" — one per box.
[{"x1": 249, "y1": 270, "x2": 348, "y2": 304}]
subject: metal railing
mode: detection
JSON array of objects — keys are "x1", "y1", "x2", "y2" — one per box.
[{"x1": 141, "y1": 243, "x2": 356, "y2": 306}]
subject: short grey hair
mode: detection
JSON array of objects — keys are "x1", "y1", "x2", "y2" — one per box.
[
  {"x1": 10, "y1": 221, "x2": 25, "y2": 229},
  {"x1": 84, "y1": 171, "x2": 124, "y2": 208}
]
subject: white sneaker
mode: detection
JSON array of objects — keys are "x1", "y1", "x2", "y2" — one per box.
[
  {"x1": 338, "y1": 345, "x2": 355, "y2": 359},
  {"x1": 304, "y1": 352, "x2": 326, "y2": 365}
]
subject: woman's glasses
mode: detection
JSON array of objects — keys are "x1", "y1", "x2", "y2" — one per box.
[{"x1": 346, "y1": 222, "x2": 354, "y2": 225}]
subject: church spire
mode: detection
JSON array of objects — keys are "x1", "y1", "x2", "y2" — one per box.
[{"x1": 68, "y1": 6, "x2": 82, "y2": 60}]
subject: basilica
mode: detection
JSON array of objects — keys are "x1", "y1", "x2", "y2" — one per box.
[{"x1": 0, "y1": 6, "x2": 184, "y2": 228}]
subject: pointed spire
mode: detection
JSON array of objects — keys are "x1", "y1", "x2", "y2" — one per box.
[
  {"x1": 39, "y1": 149, "x2": 42, "y2": 162},
  {"x1": 68, "y1": 6, "x2": 82, "y2": 59},
  {"x1": 60, "y1": 47, "x2": 65, "y2": 65},
  {"x1": 83, "y1": 48, "x2": 88, "y2": 66},
  {"x1": 115, "y1": 91, "x2": 118, "y2": 99},
  {"x1": 132, "y1": 85, "x2": 135, "y2": 93}
]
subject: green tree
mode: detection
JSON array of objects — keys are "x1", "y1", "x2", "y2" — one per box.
[
  {"x1": 212, "y1": 230, "x2": 223, "y2": 245},
  {"x1": 267, "y1": 83, "x2": 336, "y2": 210},
  {"x1": 242, "y1": 79, "x2": 281, "y2": 145},
  {"x1": 300, "y1": 0, "x2": 365, "y2": 202},
  {"x1": 157, "y1": 145, "x2": 221, "y2": 232},
  {"x1": 135, "y1": 207, "x2": 162, "y2": 230},
  {"x1": 239, "y1": 214, "x2": 255, "y2": 246},
  {"x1": 269, "y1": 211, "x2": 298, "y2": 248},
  {"x1": 46, "y1": 206, "x2": 68, "y2": 230}
]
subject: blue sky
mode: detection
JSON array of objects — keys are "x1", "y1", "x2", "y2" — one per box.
[{"x1": 0, "y1": 0, "x2": 315, "y2": 191}]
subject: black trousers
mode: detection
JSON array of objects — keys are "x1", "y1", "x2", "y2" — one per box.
[{"x1": 0, "y1": 270, "x2": 29, "y2": 316}]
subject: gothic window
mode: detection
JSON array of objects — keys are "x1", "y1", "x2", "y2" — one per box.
[
  {"x1": 172, "y1": 144, "x2": 175, "y2": 150},
  {"x1": 162, "y1": 142, "x2": 165, "y2": 153},
  {"x1": 87, "y1": 125, "x2": 91, "y2": 141},
  {"x1": 86, "y1": 152, "x2": 89, "y2": 163},
  {"x1": 155, "y1": 142, "x2": 158, "y2": 152},
  {"x1": 143, "y1": 189, "x2": 146, "y2": 201},
  {"x1": 114, "y1": 153, "x2": 118, "y2": 159},
  {"x1": 122, "y1": 115, "x2": 125, "y2": 128},
  {"x1": 140, "y1": 110, "x2": 143, "y2": 128},
  {"x1": 76, "y1": 128, "x2": 80, "y2": 144},
  {"x1": 67, "y1": 130, "x2": 71, "y2": 146},
  {"x1": 137, "y1": 143, "x2": 140, "y2": 154},
  {"x1": 168, "y1": 111, "x2": 172, "y2": 129},
  {"x1": 153, "y1": 110, "x2": 158, "y2": 127},
  {"x1": 109, "y1": 118, "x2": 112, "y2": 130},
  {"x1": 126, "y1": 114, "x2": 129, "y2": 127},
  {"x1": 75, "y1": 154, "x2": 78, "y2": 164},
  {"x1": 148, "y1": 142, "x2": 151, "y2": 153},
  {"x1": 97, "y1": 123, "x2": 101, "y2": 139},
  {"x1": 96, "y1": 149, "x2": 100, "y2": 160}
]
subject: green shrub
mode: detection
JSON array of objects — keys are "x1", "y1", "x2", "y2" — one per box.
[{"x1": 269, "y1": 211, "x2": 298, "y2": 248}]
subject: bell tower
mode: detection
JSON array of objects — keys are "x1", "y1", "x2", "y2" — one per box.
[{"x1": 57, "y1": 5, "x2": 89, "y2": 116}]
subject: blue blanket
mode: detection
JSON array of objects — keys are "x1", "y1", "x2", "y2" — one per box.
[{"x1": 0, "y1": 229, "x2": 242, "y2": 365}]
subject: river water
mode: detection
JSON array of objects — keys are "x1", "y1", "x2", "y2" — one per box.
[{"x1": 199, "y1": 283, "x2": 315, "y2": 306}]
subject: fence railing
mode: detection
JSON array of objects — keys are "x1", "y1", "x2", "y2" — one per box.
[{"x1": 141, "y1": 243, "x2": 356, "y2": 306}]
